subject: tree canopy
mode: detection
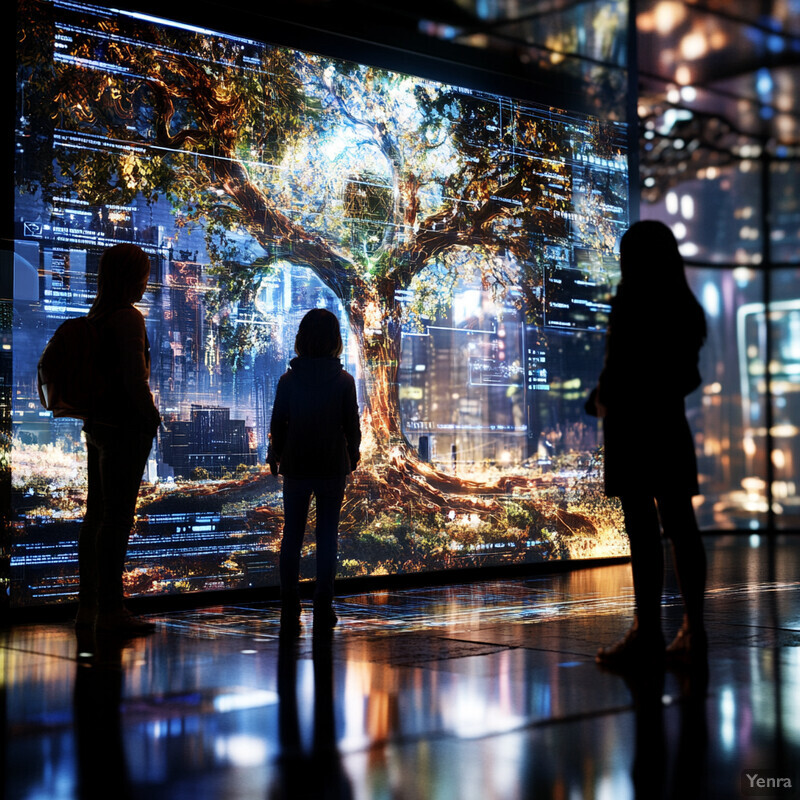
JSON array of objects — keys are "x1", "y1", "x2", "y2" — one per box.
[{"x1": 18, "y1": 0, "x2": 625, "y2": 457}]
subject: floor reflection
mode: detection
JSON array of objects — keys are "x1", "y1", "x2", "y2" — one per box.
[
  {"x1": 610, "y1": 662, "x2": 710, "y2": 800},
  {"x1": 73, "y1": 633, "x2": 135, "y2": 800},
  {"x1": 271, "y1": 633, "x2": 353, "y2": 799},
  {"x1": 4, "y1": 535, "x2": 800, "y2": 799}
]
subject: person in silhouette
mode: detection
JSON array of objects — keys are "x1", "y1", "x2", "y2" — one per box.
[
  {"x1": 269, "y1": 308, "x2": 361, "y2": 632},
  {"x1": 76, "y1": 243, "x2": 161, "y2": 637},
  {"x1": 586, "y1": 220, "x2": 707, "y2": 668}
]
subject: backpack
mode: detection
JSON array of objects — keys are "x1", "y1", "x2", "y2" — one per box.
[{"x1": 37, "y1": 315, "x2": 103, "y2": 420}]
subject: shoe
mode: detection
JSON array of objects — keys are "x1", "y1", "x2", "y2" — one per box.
[
  {"x1": 665, "y1": 626, "x2": 708, "y2": 668},
  {"x1": 96, "y1": 609, "x2": 157, "y2": 637},
  {"x1": 313, "y1": 604, "x2": 338, "y2": 630},
  {"x1": 596, "y1": 627, "x2": 665, "y2": 670}
]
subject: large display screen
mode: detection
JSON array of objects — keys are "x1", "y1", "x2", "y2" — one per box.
[{"x1": 11, "y1": 0, "x2": 630, "y2": 605}]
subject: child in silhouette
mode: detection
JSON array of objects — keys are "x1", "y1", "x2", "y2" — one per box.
[{"x1": 269, "y1": 309, "x2": 361, "y2": 632}]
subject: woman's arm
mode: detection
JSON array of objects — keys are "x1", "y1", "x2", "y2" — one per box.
[
  {"x1": 114, "y1": 308, "x2": 160, "y2": 432},
  {"x1": 269, "y1": 375, "x2": 290, "y2": 473},
  {"x1": 342, "y1": 376, "x2": 361, "y2": 471}
]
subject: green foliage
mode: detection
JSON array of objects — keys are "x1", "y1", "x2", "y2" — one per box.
[
  {"x1": 403, "y1": 259, "x2": 459, "y2": 330},
  {"x1": 189, "y1": 466, "x2": 210, "y2": 481},
  {"x1": 350, "y1": 528, "x2": 404, "y2": 565},
  {"x1": 338, "y1": 558, "x2": 366, "y2": 578},
  {"x1": 340, "y1": 512, "x2": 449, "y2": 570},
  {"x1": 214, "y1": 312, "x2": 272, "y2": 372},
  {"x1": 504, "y1": 501, "x2": 546, "y2": 532}
]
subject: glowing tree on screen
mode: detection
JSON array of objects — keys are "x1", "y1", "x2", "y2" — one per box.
[{"x1": 19, "y1": 3, "x2": 621, "y2": 509}]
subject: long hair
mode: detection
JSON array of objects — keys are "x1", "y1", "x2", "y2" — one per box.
[
  {"x1": 617, "y1": 220, "x2": 707, "y2": 346},
  {"x1": 294, "y1": 308, "x2": 343, "y2": 358},
  {"x1": 88, "y1": 244, "x2": 151, "y2": 316}
]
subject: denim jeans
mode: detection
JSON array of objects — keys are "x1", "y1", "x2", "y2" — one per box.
[
  {"x1": 79, "y1": 423, "x2": 154, "y2": 611},
  {"x1": 280, "y1": 475, "x2": 346, "y2": 603}
]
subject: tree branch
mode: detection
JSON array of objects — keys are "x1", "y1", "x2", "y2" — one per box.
[
  {"x1": 214, "y1": 155, "x2": 365, "y2": 301},
  {"x1": 145, "y1": 76, "x2": 210, "y2": 149}
]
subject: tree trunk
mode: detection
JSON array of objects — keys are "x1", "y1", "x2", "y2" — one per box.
[
  {"x1": 344, "y1": 286, "x2": 532, "y2": 499},
  {"x1": 347, "y1": 285, "x2": 406, "y2": 463}
]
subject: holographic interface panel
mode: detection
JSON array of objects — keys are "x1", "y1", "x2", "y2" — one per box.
[{"x1": 12, "y1": 0, "x2": 630, "y2": 605}]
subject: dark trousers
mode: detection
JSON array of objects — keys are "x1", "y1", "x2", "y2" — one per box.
[
  {"x1": 79, "y1": 424, "x2": 153, "y2": 611},
  {"x1": 280, "y1": 475, "x2": 346, "y2": 603}
]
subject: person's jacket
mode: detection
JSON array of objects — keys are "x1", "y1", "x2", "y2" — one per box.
[
  {"x1": 89, "y1": 306, "x2": 160, "y2": 435},
  {"x1": 269, "y1": 356, "x2": 361, "y2": 478},
  {"x1": 586, "y1": 285, "x2": 703, "y2": 418}
]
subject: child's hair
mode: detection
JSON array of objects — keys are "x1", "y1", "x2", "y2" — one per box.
[{"x1": 295, "y1": 308, "x2": 343, "y2": 358}]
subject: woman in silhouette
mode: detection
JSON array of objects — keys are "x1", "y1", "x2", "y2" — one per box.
[
  {"x1": 77, "y1": 243, "x2": 161, "y2": 636},
  {"x1": 269, "y1": 308, "x2": 361, "y2": 632},
  {"x1": 587, "y1": 220, "x2": 707, "y2": 668}
]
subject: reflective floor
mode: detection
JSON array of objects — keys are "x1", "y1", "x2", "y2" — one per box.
[{"x1": 4, "y1": 535, "x2": 800, "y2": 799}]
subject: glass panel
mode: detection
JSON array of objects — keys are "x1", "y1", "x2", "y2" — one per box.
[
  {"x1": 443, "y1": 0, "x2": 619, "y2": 24},
  {"x1": 426, "y1": 1, "x2": 630, "y2": 120},
  {"x1": 771, "y1": 159, "x2": 800, "y2": 264},
  {"x1": 641, "y1": 162, "x2": 763, "y2": 265},
  {"x1": 491, "y1": 1, "x2": 628, "y2": 68},
  {"x1": 12, "y1": 0, "x2": 630, "y2": 605},
  {"x1": 445, "y1": 31, "x2": 629, "y2": 119},
  {"x1": 769, "y1": 268, "x2": 800, "y2": 529},
  {"x1": 702, "y1": 65, "x2": 800, "y2": 145},
  {"x1": 637, "y1": 1, "x2": 789, "y2": 89},
  {"x1": 638, "y1": 74, "x2": 786, "y2": 143},
  {"x1": 686, "y1": 267, "x2": 767, "y2": 530}
]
